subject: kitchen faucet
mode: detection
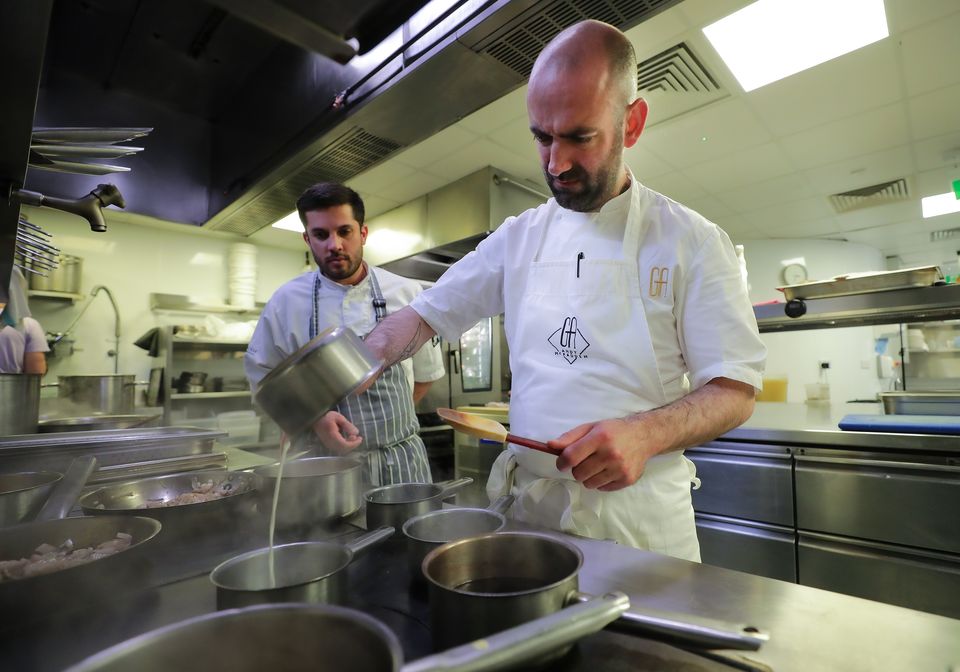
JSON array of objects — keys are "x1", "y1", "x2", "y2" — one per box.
[{"x1": 11, "y1": 183, "x2": 125, "y2": 232}]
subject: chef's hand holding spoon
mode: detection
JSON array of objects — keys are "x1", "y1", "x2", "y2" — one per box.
[
  {"x1": 549, "y1": 417, "x2": 655, "y2": 492},
  {"x1": 312, "y1": 410, "x2": 363, "y2": 454}
]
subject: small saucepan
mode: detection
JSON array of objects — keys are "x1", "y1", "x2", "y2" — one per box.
[
  {"x1": 422, "y1": 532, "x2": 769, "y2": 663},
  {"x1": 210, "y1": 526, "x2": 395, "y2": 610},
  {"x1": 0, "y1": 471, "x2": 63, "y2": 527},
  {"x1": 65, "y1": 596, "x2": 631, "y2": 672},
  {"x1": 253, "y1": 456, "x2": 363, "y2": 532},
  {"x1": 364, "y1": 477, "x2": 472, "y2": 535},
  {"x1": 402, "y1": 495, "x2": 514, "y2": 579}
]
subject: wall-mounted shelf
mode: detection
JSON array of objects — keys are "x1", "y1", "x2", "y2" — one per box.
[
  {"x1": 150, "y1": 292, "x2": 263, "y2": 315},
  {"x1": 170, "y1": 391, "x2": 251, "y2": 400},
  {"x1": 28, "y1": 289, "x2": 85, "y2": 302},
  {"x1": 755, "y1": 284, "x2": 960, "y2": 332}
]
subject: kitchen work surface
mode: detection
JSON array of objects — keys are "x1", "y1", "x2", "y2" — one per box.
[{"x1": 3, "y1": 511, "x2": 959, "y2": 671}]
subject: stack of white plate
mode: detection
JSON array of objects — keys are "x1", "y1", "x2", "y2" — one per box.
[{"x1": 228, "y1": 243, "x2": 258, "y2": 309}]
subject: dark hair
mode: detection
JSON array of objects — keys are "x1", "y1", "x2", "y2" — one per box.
[{"x1": 296, "y1": 182, "x2": 365, "y2": 227}]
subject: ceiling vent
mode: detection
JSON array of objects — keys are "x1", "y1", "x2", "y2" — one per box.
[
  {"x1": 637, "y1": 42, "x2": 719, "y2": 93},
  {"x1": 930, "y1": 226, "x2": 960, "y2": 242},
  {"x1": 207, "y1": 127, "x2": 401, "y2": 235},
  {"x1": 828, "y1": 178, "x2": 911, "y2": 214},
  {"x1": 477, "y1": 0, "x2": 681, "y2": 78}
]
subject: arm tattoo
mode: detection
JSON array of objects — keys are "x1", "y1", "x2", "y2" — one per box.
[{"x1": 395, "y1": 322, "x2": 423, "y2": 362}]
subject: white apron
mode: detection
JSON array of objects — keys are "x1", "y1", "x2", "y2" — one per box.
[{"x1": 486, "y1": 184, "x2": 701, "y2": 561}]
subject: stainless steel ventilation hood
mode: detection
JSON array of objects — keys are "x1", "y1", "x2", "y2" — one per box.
[{"x1": 374, "y1": 166, "x2": 548, "y2": 282}]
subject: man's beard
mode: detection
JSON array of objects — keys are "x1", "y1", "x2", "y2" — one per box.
[
  {"x1": 544, "y1": 151, "x2": 622, "y2": 212},
  {"x1": 318, "y1": 253, "x2": 362, "y2": 281}
]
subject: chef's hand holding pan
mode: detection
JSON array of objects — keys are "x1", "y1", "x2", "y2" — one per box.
[
  {"x1": 548, "y1": 417, "x2": 657, "y2": 492},
  {"x1": 312, "y1": 410, "x2": 363, "y2": 455}
]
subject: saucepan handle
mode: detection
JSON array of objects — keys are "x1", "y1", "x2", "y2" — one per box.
[
  {"x1": 402, "y1": 591, "x2": 630, "y2": 672},
  {"x1": 344, "y1": 526, "x2": 395, "y2": 554},
  {"x1": 487, "y1": 494, "x2": 515, "y2": 515},
  {"x1": 35, "y1": 455, "x2": 98, "y2": 522},
  {"x1": 436, "y1": 477, "x2": 473, "y2": 498},
  {"x1": 569, "y1": 592, "x2": 768, "y2": 651}
]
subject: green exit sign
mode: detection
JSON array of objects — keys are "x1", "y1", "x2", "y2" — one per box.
[{"x1": 954, "y1": 179, "x2": 960, "y2": 199}]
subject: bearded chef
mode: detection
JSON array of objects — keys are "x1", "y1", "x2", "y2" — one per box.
[{"x1": 360, "y1": 20, "x2": 766, "y2": 560}]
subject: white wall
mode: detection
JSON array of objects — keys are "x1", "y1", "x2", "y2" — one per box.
[
  {"x1": 736, "y1": 238, "x2": 887, "y2": 404},
  {"x1": 22, "y1": 207, "x2": 304, "y2": 395}
]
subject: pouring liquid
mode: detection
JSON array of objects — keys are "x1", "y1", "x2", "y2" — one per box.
[{"x1": 267, "y1": 436, "x2": 291, "y2": 588}]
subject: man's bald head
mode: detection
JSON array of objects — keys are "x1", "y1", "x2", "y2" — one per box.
[{"x1": 530, "y1": 20, "x2": 638, "y2": 112}]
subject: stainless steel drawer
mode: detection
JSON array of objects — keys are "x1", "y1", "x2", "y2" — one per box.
[
  {"x1": 696, "y1": 513, "x2": 796, "y2": 582},
  {"x1": 798, "y1": 531, "x2": 960, "y2": 620},
  {"x1": 688, "y1": 446, "x2": 793, "y2": 526},
  {"x1": 796, "y1": 455, "x2": 960, "y2": 554}
]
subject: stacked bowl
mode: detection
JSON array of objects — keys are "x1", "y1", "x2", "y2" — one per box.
[{"x1": 228, "y1": 243, "x2": 258, "y2": 309}]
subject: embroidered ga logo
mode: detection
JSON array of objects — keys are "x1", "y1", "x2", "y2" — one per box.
[
  {"x1": 547, "y1": 316, "x2": 590, "y2": 365},
  {"x1": 649, "y1": 266, "x2": 669, "y2": 298}
]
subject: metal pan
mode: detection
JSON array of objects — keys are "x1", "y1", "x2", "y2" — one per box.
[
  {"x1": 364, "y1": 477, "x2": 473, "y2": 535},
  {"x1": 79, "y1": 470, "x2": 260, "y2": 552},
  {"x1": 210, "y1": 526, "x2": 394, "y2": 610},
  {"x1": 65, "y1": 596, "x2": 630, "y2": 672},
  {"x1": 403, "y1": 495, "x2": 514, "y2": 578},
  {"x1": 0, "y1": 515, "x2": 161, "y2": 626},
  {"x1": 422, "y1": 532, "x2": 769, "y2": 663},
  {"x1": 253, "y1": 456, "x2": 363, "y2": 532},
  {"x1": 0, "y1": 471, "x2": 62, "y2": 527}
]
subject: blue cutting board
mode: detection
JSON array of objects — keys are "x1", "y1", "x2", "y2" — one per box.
[{"x1": 839, "y1": 414, "x2": 960, "y2": 435}]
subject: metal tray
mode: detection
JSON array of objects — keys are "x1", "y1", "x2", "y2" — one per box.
[
  {"x1": 779, "y1": 265, "x2": 943, "y2": 301},
  {"x1": 880, "y1": 392, "x2": 960, "y2": 416},
  {"x1": 0, "y1": 426, "x2": 226, "y2": 475}
]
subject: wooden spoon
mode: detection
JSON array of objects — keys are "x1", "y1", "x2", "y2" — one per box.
[{"x1": 437, "y1": 408, "x2": 561, "y2": 456}]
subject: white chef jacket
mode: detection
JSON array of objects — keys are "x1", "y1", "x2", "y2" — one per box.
[
  {"x1": 0, "y1": 317, "x2": 49, "y2": 374},
  {"x1": 246, "y1": 265, "x2": 445, "y2": 393},
  {"x1": 413, "y1": 182, "x2": 764, "y2": 398},
  {"x1": 411, "y1": 177, "x2": 766, "y2": 556}
]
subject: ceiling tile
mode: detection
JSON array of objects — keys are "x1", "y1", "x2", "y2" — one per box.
[
  {"x1": 802, "y1": 145, "x2": 916, "y2": 194},
  {"x1": 675, "y1": 0, "x2": 752, "y2": 28},
  {"x1": 394, "y1": 125, "x2": 479, "y2": 168},
  {"x1": 900, "y1": 10, "x2": 960, "y2": 96},
  {"x1": 762, "y1": 216, "x2": 842, "y2": 238},
  {"x1": 913, "y1": 132, "x2": 960, "y2": 172},
  {"x1": 625, "y1": 144, "x2": 676, "y2": 181},
  {"x1": 683, "y1": 194, "x2": 736, "y2": 220},
  {"x1": 640, "y1": 98, "x2": 772, "y2": 169},
  {"x1": 683, "y1": 142, "x2": 795, "y2": 192},
  {"x1": 623, "y1": 2, "x2": 694, "y2": 55},
  {"x1": 915, "y1": 166, "x2": 959, "y2": 196},
  {"x1": 718, "y1": 173, "x2": 816, "y2": 213},
  {"x1": 834, "y1": 200, "x2": 921, "y2": 233},
  {"x1": 347, "y1": 159, "x2": 414, "y2": 193},
  {"x1": 642, "y1": 171, "x2": 707, "y2": 203},
  {"x1": 376, "y1": 170, "x2": 448, "y2": 204},
  {"x1": 738, "y1": 197, "x2": 836, "y2": 230},
  {"x1": 886, "y1": 0, "x2": 960, "y2": 34},
  {"x1": 456, "y1": 86, "x2": 527, "y2": 135},
  {"x1": 779, "y1": 103, "x2": 909, "y2": 169},
  {"x1": 421, "y1": 138, "x2": 530, "y2": 185},
  {"x1": 744, "y1": 40, "x2": 903, "y2": 137},
  {"x1": 907, "y1": 82, "x2": 960, "y2": 140},
  {"x1": 485, "y1": 116, "x2": 539, "y2": 159}
]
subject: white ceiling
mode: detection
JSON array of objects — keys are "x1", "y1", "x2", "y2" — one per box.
[{"x1": 254, "y1": 0, "x2": 960, "y2": 271}]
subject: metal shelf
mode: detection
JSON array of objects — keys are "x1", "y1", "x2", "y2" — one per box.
[
  {"x1": 27, "y1": 289, "x2": 85, "y2": 302},
  {"x1": 755, "y1": 284, "x2": 960, "y2": 332},
  {"x1": 150, "y1": 292, "x2": 263, "y2": 315},
  {"x1": 170, "y1": 391, "x2": 251, "y2": 400}
]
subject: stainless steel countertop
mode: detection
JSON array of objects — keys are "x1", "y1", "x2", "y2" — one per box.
[
  {"x1": 720, "y1": 401, "x2": 960, "y2": 452},
  {"x1": 5, "y1": 506, "x2": 960, "y2": 671}
]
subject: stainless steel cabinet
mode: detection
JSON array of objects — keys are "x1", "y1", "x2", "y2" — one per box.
[
  {"x1": 799, "y1": 531, "x2": 960, "y2": 619},
  {"x1": 796, "y1": 452, "x2": 960, "y2": 554},
  {"x1": 696, "y1": 513, "x2": 796, "y2": 582}
]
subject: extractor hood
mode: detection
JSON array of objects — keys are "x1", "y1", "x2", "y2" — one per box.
[{"x1": 3, "y1": 0, "x2": 682, "y2": 293}]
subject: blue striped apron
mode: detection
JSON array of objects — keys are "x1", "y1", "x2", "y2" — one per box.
[{"x1": 307, "y1": 268, "x2": 432, "y2": 486}]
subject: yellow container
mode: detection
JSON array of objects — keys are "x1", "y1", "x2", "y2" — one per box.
[{"x1": 756, "y1": 377, "x2": 788, "y2": 402}]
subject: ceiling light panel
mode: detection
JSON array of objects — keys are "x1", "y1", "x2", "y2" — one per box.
[{"x1": 703, "y1": 0, "x2": 889, "y2": 92}]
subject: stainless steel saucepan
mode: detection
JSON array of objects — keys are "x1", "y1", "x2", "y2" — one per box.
[
  {"x1": 364, "y1": 477, "x2": 473, "y2": 535},
  {"x1": 254, "y1": 326, "x2": 382, "y2": 436},
  {"x1": 64, "y1": 596, "x2": 631, "y2": 672},
  {"x1": 210, "y1": 526, "x2": 395, "y2": 610},
  {"x1": 403, "y1": 495, "x2": 514, "y2": 578},
  {"x1": 0, "y1": 471, "x2": 62, "y2": 527},
  {"x1": 253, "y1": 456, "x2": 363, "y2": 532},
  {"x1": 422, "y1": 532, "x2": 769, "y2": 662}
]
